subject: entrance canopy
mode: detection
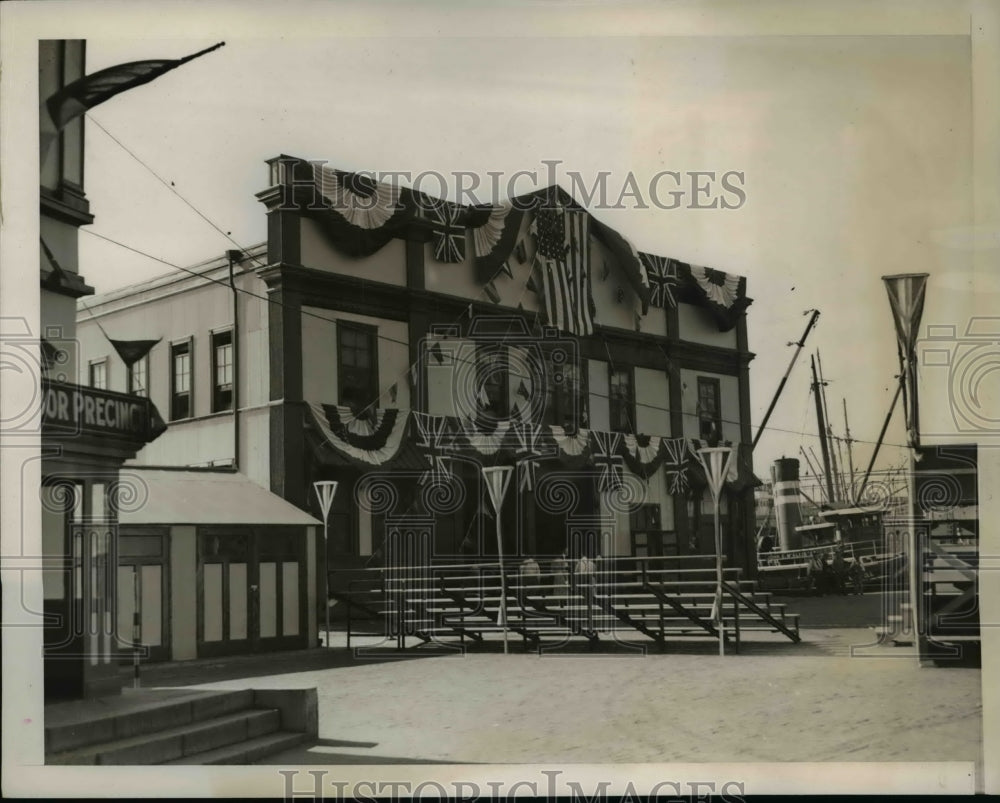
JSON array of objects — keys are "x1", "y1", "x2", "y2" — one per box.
[{"x1": 118, "y1": 469, "x2": 320, "y2": 526}]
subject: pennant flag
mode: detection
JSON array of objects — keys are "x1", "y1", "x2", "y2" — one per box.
[
  {"x1": 516, "y1": 379, "x2": 530, "y2": 400},
  {"x1": 428, "y1": 202, "x2": 466, "y2": 263},
  {"x1": 429, "y1": 342, "x2": 445, "y2": 365},
  {"x1": 634, "y1": 311, "x2": 642, "y2": 332},
  {"x1": 525, "y1": 271, "x2": 539, "y2": 294},
  {"x1": 109, "y1": 338, "x2": 160, "y2": 368},
  {"x1": 640, "y1": 253, "x2": 680, "y2": 309},
  {"x1": 499, "y1": 261, "x2": 514, "y2": 279},
  {"x1": 514, "y1": 241, "x2": 527, "y2": 264},
  {"x1": 389, "y1": 383, "x2": 398, "y2": 403},
  {"x1": 602, "y1": 260, "x2": 610, "y2": 281},
  {"x1": 41, "y1": 42, "x2": 225, "y2": 156},
  {"x1": 532, "y1": 205, "x2": 595, "y2": 336},
  {"x1": 589, "y1": 217, "x2": 650, "y2": 314},
  {"x1": 484, "y1": 281, "x2": 501, "y2": 304}
]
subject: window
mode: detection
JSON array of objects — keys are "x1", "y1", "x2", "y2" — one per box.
[
  {"x1": 476, "y1": 345, "x2": 508, "y2": 417},
  {"x1": 212, "y1": 330, "x2": 233, "y2": 412},
  {"x1": 544, "y1": 353, "x2": 584, "y2": 429},
  {"x1": 170, "y1": 340, "x2": 192, "y2": 420},
  {"x1": 608, "y1": 366, "x2": 634, "y2": 433},
  {"x1": 337, "y1": 322, "x2": 377, "y2": 409},
  {"x1": 630, "y1": 504, "x2": 676, "y2": 557},
  {"x1": 88, "y1": 359, "x2": 107, "y2": 390},
  {"x1": 697, "y1": 376, "x2": 722, "y2": 443},
  {"x1": 128, "y1": 354, "x2": 149, "y2": 397}
]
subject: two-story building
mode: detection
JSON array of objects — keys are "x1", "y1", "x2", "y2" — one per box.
[{"x1": 77, "y1": 154, "x2": 757, "y2": 651}]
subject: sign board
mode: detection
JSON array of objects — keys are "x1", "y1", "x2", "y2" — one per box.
[{"x1": 41, "y1": 380, "x2": 166, "y2": 442}]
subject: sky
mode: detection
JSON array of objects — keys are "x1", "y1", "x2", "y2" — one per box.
[{"x1": 52, "y1": 6, "x2": 987, "y2": 484}]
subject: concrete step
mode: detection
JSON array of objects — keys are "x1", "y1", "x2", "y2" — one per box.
[
  {"x1": 162, "y1": 731, "x2": 310, "y2": 765},
  {"x1": 48, "y1": 708, "x2": 281, "y2": 765},
  {"x1": 45, "y1": 689, "x2": 255, "y2": 754}
]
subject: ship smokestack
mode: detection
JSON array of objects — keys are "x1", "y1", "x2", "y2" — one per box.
[{"x1": 772, "y1": 457, "x2": 804, "y2": 550}]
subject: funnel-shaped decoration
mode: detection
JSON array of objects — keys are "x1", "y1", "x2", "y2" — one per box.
[
  {"x1": 697, "y1": 446, "x2": 736, "y2": 503},
  {"x1": 482, "y1": 465, "x2": 513, "y2": 514},
  {"x1": 313, "y1": 480, "x2": 339, "y2": 523},
  {"x1": 883, "y1": 273, "x2": 929, "y2": 447}
]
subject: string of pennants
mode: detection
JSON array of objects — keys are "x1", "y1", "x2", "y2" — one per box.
[
  {"x1": 306, "y1": 402, "x2": 757, "y2": 495},
  {"x1": 283, "y1": 160, "x2": 750, "y2": 333}
]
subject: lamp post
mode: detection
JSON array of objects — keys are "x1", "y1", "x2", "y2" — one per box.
[
  {"x1": 313, "y1": 480, "x2": 339, "y2": 649},
  {"x1": 697, "y1": 445, "x2": 736, "y2": 656},
  {"x1": 481, "y1": 465, "x2": 513, "y2": 654}
]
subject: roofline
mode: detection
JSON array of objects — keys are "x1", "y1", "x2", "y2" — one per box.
[{"x1": 79, "y1": 241, "x2": 268, "y2": 312}]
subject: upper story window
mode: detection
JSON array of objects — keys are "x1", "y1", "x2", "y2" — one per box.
[
  {"x1": 337, "y1": 321, "x2": 378, "y2": 410},
  {"x1": 212, "y1": 330, "x2": 233, "y2": 412},
  {"x1": 88, "y1": 359, "x2": 107, "y2": 390},
  {"x1": 544, "y1": 352, "x2": 584, "y2": 429},
  {"x1": 697, "y1": 375, "x2": 722, "y2": 443},
  {"x1": 476, "y1": 345, "x2": 508, "y2": 418},
  {"x1": 127, "y1": 354, "x2": 149, "y2": 397},
  {"x1": 608, "y1": 366, "x2": 635, "y2": 433},
  {"x1": 170, "y1": 340, "x2": 192, "y2": 421}
]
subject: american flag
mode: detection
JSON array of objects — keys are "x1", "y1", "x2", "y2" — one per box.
[
  {"x1": 429, "y1": 204, "x2": 466, "y2": 263},
  {"x1": 640, "y1": 253, "x2": 679, "y2": 309},
  {"x1": 532, "y1": 206, "x2": 594, "y2": 336}
]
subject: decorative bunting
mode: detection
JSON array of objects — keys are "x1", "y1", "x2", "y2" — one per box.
[
  {"x1": 589, "y1": 217, "x2": 650, "y2": 314},
  {"x1": 499, "y1": 261, "x2": 514, "y2": 279},
  {"x1": 621, "y1": 433, "x2": 665, "y2": 479},
  {"x1": 484, "y1": 281, "x2": 501, "y2": 304},
  {"x1": 307, "y1": 402, "x2": 409, "y2": 466},
  {"x1": 108, "y1": 338, "x2": 161, "y2": 368},
  {"x1": 473, "y1": 204, "x2": 527, "y2": 284},
  {"x1": 675, "y1": 261, "x2": 752, "y2": 332},
  {"x1": 515, "y1": 380, "x2": 529, "y2": 400}
]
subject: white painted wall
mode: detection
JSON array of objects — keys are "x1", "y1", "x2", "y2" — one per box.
[
  {"x1": 635, "y1": 367, "x2": 671, "y2": 436},
  {"x1": 677, "y1": 301, "x2": 738, "y2": 348},
  {"x1": 588, "y1": 358, "x2": 610, "y2": 431},
  {"x1": 299, "y1": 217, "x2": 407, "y2": 285}
]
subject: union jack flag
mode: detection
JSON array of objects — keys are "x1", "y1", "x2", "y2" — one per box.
[
  {"x1": 429, "y1": 203, "x2": 466, "y2": 263},
  {"x1": 662, "y1": 437, "x2": 690, "y2": 495},
  {"x1": 591, "y1": 430, "x2": 624, "y2": 492},
  {"x1": 640, "y1": 253, "x2": 680, "y2": 309}
]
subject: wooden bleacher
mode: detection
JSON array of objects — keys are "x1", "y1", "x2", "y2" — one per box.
[{"x1": 331, "y1": 555, "x2": 801, "y2": 652}]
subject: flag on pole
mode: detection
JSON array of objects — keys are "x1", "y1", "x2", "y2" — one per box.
[
  {"x1": 532, "y1": 206, "x2": 595, "y2": 336},
  {"x1": 41, "y1": 42, "x2": 226, "y2": 156}
]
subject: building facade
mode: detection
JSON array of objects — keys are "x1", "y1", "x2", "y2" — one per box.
[
  {"x1": 77, "y1": 154, "x2": 759, "y2": 626},
  {"x1": 38, "y1": 40, "x2": 168, "y2": 697}
]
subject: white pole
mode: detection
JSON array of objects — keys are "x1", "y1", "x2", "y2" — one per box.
[
  {"x1": 324, "y1": 516, "x2": 331, "y2": 649},
  {"x1": 714, "y1": 493, "x2": 724, "y2": 657},
  {"x1": 496, "y1": 511, "x2": 509, "y2": 655},
  {"x1": 313, "y1": 481, "x2": 338, "y2": 650}
]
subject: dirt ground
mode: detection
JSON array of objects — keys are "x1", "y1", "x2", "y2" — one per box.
[{"x1": 183, "y1": 626, "x2": 982, "y2": 772}]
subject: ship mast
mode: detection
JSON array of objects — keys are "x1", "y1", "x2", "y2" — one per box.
[
  {"x1": 842, "y1": 397, "x2": 857, "y2": 503},
  {"x1": 816, "y1": 350, "x2": 843, "y2": 504},
  {"x1": 810, "y1": 354, "x2": 836, "y2": 504}
]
